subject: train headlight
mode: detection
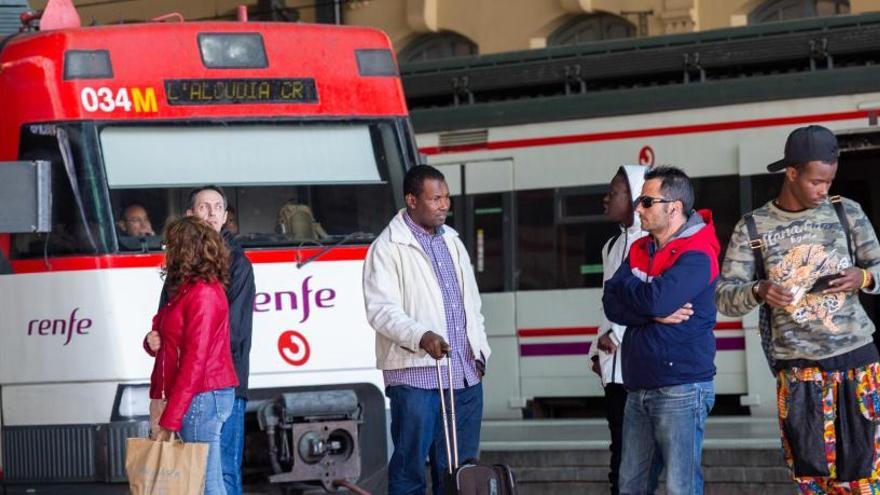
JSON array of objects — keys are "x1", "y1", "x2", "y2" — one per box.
[
  {"x1": 198, "y1": 33, "x2": 268, "y2": 69},
  {"x1": 113, "y1": 384, "x2": 151, "y2": 419},
  {"x1": 355, "y1": 49, "x2": 397, "y2": 76},
  {"x1": 63, "y1": 50, "x2": 113, "y2": 80}
]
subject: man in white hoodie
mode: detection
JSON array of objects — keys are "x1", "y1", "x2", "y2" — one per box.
[{"x1": 589, "y1": 165, "x2": 648, "y2": 495}]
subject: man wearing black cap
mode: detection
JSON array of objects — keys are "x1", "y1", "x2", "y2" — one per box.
[{"x1": 716, "y1": 125, "x2": 880, "y2": 492}]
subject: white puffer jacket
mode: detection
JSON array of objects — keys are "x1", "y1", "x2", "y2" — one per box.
[{"x1": 362, "y1": 210, "x2": 491, "y2": 370}]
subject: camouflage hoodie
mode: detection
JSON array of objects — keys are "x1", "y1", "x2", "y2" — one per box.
[{"x1": 715, "y1": 198, "x2": 880, "y2": 361}]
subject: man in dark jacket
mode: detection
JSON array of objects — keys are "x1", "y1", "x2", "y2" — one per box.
[
  {"x1": 145, "y1": 185, "x2": 255, "y2": 495},
  {"x1": 602, "y1": 166, "x2": 718, "y2": 495}
]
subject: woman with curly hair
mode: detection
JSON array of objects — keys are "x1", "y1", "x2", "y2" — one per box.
[{"x1": 144, "y1": 216, "x2": 239, "y2": 495}]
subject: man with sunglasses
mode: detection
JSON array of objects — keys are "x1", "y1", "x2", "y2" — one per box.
[
  {"x1": 716, "y1": 126, "x2": 880, "y2": 493},
  {"x1": 603, "y1": 166, "x2": 719, "y2": 495}
]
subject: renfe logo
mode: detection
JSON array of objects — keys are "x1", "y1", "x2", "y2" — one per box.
[
  {"x1": 277, "y1": 330, "x2": 311, "y2": 366},
  {"x1": 253, "y1": 276, "x2": 336, "y2": 323},
  {"x1": 28, "y1": 308, "x2": 93, "y2": 346}
]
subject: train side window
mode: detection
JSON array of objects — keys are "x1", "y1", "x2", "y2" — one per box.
[
  {"x1": 11, "y1": 124, "x2": 113, "y2": 259},
  {"x1": 444, "y1": 196, "x2": 460, "y2": 231},
  {"x1": 514, "y1": 176, "x2": 740, "y2": 291},
  {"x1": 516, "y1": 187, "x2": 617, "y2": 290},
  {"x1": 471, "y1": 193, "x2": 505, "y2": 292},
  {"x1": 516, "y1": 189, "x2": 556, "y2": 290},
  {"x1": 690, "y1": 175, "x2": 741, "y2": 261},
  {"x1": 748, "y1": 173, "x2": 780, "y2": 211},
  {"x1": 556, "y1": 187, "x2": 618, "y2": 289}
]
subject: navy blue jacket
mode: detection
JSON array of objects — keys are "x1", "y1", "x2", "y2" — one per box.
[{"x1": 602, "y1": 211, "x2": 718, "y2": 390}]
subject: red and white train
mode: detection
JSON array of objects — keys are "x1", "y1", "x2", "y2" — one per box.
[
  {"x1": 403, "y1": 11, "x2": 880, "y2": 420},
  {"x1": 0, "y1": 1, "x2": 413, "y2": 491}
]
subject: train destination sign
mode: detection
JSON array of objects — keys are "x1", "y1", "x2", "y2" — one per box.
[{"x1": 165, "y1": 78, "x2": 318, "y2": 105}]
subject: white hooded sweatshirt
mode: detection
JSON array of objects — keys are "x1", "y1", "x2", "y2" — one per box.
[{"x1": 589, "y1": 164, "x2": 648, "y2": 386}]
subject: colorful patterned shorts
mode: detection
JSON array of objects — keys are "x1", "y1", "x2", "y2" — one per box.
[{"x1": 777, "y1": 362, "x2": 880, "y2": 494}]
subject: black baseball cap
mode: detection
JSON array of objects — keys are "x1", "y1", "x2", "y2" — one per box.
[{"x1": 767, "y1": 125, "x2": 839, "y2": 172}]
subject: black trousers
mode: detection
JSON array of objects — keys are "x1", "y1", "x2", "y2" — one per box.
[{"x1": 604, "y1": 383, "x2": 628, "y2": 495}]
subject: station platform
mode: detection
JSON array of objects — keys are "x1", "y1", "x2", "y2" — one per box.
[
  {"x1": 479, "y1": 417, "x2": 791, "y2": 494},
  {"x1": 481, "y1": 416, "x2": 780, "y2": 451}
]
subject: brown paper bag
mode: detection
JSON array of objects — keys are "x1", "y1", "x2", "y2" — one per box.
[{"x1": 125, "y1": 434, "x2": 209, "y2": 495}]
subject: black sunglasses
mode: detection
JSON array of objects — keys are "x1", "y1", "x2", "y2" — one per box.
[{"x1": 634, "y1": 196, "x2": 676, "y2": 209}]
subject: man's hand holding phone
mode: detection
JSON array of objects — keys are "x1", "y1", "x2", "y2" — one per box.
[{"x1": 817, "y1": 268, "x2": 866, "y2": 294}]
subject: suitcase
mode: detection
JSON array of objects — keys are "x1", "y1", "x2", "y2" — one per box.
[{"x1": 435, "y1": 357, "x2": 517, "y2": 495}]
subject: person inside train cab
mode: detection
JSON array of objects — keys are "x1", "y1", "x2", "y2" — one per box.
[
  {"x1": 602, "y1": 166, "x2": 718, "y2": 495},
  {"x1": 362, "y1": 165, "x2": 491, "y2": 495},
  {"x1": 716, "y1": 125, "x2": 880, "y2": 493},
  {"x1": 117, "y1": 203, "x2": 155, "y2": 237},
  {"x1": 589, "y1": 165, "x2": 648, "y2": 495}
]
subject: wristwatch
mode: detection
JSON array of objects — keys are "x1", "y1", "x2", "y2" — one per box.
[{"x1": 752, "y1": 281, "x2": 763, "y2": 303}]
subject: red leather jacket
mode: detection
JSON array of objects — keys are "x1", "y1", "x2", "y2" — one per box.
[{"x1": 146, "y1": 279, "x2": 239, "y2": 431}]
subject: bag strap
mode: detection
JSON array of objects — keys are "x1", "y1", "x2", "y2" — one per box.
[
  {"x1": 744, "y1": 214, "x2": 766, "y2": 281},
  {"x1": 830, "y1": 195, "x2": 857, "y2": 265},
  {"x1": 607, "y1": 231, "x2": 622, "y2": 254},
  {"x1": 743, "y1": 213, "x2": 776, "y2": 371}
]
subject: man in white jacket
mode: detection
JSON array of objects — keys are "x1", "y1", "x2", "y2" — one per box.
[
  {"x1": 363, "y1": 165, "x2": 491, "y2": 495},
  {"x1": 589, "y1": 165, "x2": 649, "y2": 495}
]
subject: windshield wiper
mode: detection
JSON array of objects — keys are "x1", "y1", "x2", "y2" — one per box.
[{"x1": 297, "y1": 231, "x2": 375, "y2": 268}]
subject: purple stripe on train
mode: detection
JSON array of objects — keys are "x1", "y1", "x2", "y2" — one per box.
[
  {"x1": 519, "y1": 342, "x2": 591, "y2": 357},
  {"x1": 519, "y1": 337, "x2": 745, "y2": 357}
]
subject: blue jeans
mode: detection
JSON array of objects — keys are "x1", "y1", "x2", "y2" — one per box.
[
  {"x1": 619, "y1": 381, "x2": 714, "y2": 495},
  {"x1": 386, "y1": 383, "x2": 483, "y2": 495},
  {"x1": 180, "y1": 388, "x2": 235, "y2": 495},
  {"x1": 221, "y1": 397, "x2": 246, "y2": 495}
]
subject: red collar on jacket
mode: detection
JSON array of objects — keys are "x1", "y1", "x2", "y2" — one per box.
[{"x1": 628, "y1": 209, "x2": 720, "y2": 280}]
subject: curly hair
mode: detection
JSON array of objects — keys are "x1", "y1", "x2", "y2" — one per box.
[{"x1": 161, "y1": 217, "x2": 230, "y2": 297}]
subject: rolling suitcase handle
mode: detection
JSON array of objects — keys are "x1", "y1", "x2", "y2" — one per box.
[{"x1": 435, "y1": 354, "x2": 459, "y2": 473}]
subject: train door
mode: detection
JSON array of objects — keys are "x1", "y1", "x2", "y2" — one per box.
[
  {"x1": 833, "y1": 129, "x2": 880, "y2": 331},
  {"x1": 435, "y1": 160, "x2": 522, "y2": 419}
]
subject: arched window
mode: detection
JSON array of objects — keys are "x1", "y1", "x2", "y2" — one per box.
[
  {"x1": 547, "y1": 13, "x2": 636, "y2": 47},
  {"x1": 749, "y1": 0, "x2": 850, "y2": 24},
  {"x1": 398, "y1": 32, "x2": 478, "y2": 64}
]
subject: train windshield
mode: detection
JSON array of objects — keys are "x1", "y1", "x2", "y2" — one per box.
[
  {"x1": 104, "y1": 121, "x2": 405, "y2": 252},
  {"x1": 10, "y1": 121, "x2": 406, "y2": 258}
]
